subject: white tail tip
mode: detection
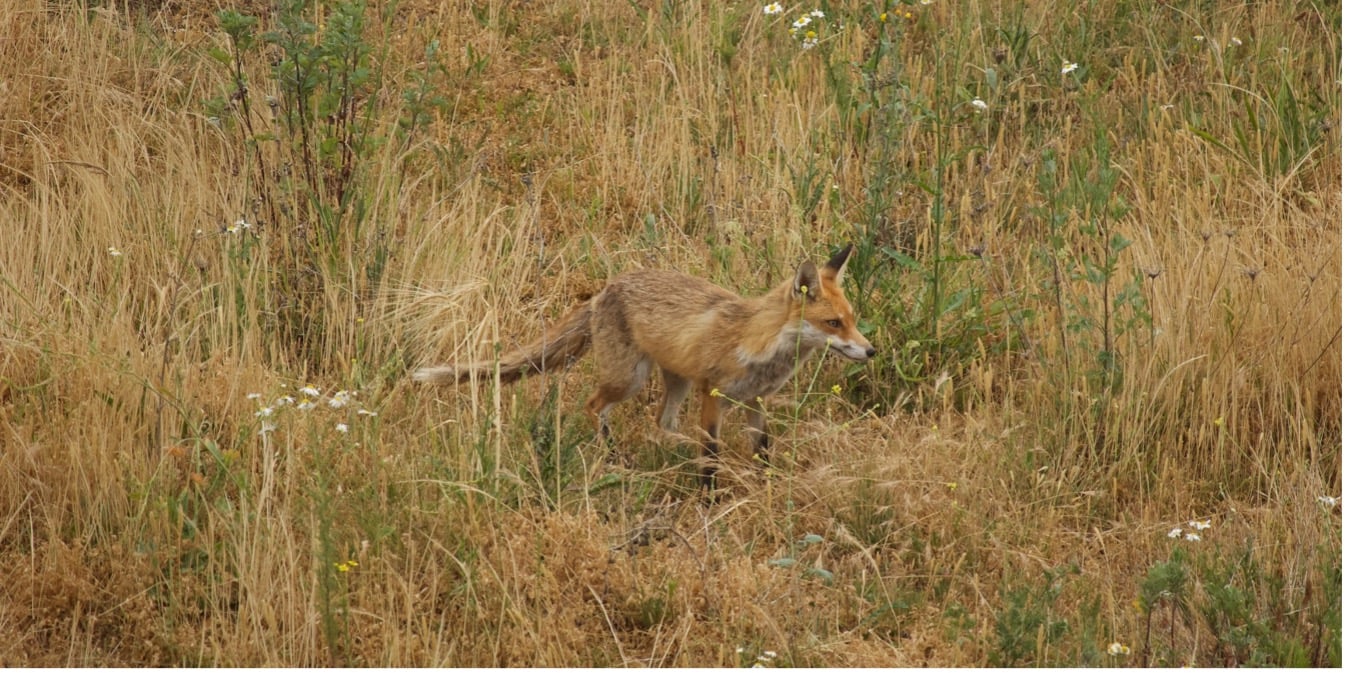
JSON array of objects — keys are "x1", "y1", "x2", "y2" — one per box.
[{"x1": 411, "y1": 367, "x2": 443, "y2": 383}]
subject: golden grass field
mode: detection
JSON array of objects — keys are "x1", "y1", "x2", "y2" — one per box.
[{"x1": 0, "y1": 0, "x2": 1340, "y2": 666}]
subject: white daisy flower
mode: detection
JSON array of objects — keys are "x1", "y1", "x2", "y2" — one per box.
[{"x1": 328, "y1": 390, "x2": 353, "y2": 409}]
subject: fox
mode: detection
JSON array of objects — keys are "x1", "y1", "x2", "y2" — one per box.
[{"x1": 413, "y1": 244, "x2": 876, "y2": 488}]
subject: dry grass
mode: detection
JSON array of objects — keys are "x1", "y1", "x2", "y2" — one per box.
[{"x1": 0, "y1": 0, "x2": 1339, "y2": 666}]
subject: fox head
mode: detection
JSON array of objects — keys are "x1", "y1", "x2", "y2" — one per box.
[{"x1": 792, "y1": 244, "x2": 877, "y2": 362}]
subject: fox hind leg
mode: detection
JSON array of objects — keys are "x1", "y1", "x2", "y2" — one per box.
[
  {"x1": 584, "y1": 357, "x2": 651, "y2": 440},
  {"x1": 657, "y1": 369, "x2": 691, "y2": 432},
  {"x1": 583, "y1": 319, "x2": 651, "y2": 440},
  {"x1": 583, "y1": 292, "x2": 653, "y2": 441}
]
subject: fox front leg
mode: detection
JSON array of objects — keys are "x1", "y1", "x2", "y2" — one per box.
[
  {"x1": 698, "y1": 386, "x2": 726, "y2": 490},
  {"x1": 746, "y1": 398, "x2": 770, "y2": 468}
]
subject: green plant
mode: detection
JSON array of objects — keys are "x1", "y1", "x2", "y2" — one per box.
[
  {"x1": 1133, "y1": 524, "x2": 1342, "y2": 668},
  {"x1": 623, "y1": 578, "x2": 679, "y2": 630},
  {"x1": 209, "y1": 1, "x2": 450, "y2": 369},
  {"x1": 989, "y1": 568, "x2": 1070, "y2": 666},
  {"x1": 311, "y1": 468, "x2": 350, "y2": 665},
  {"x1": 1029, "y1": 127, "x2": 1151, "y2": 463},
  {"x1": 832, "y1": 478, "x2": 896, "y2": 547},
  {"x1": 1193, "y1": 541, "x2": 1340, "y2": 667},
  {"x1": 767, "y1": 532, "x2": 834, "y2": 584},
  {"x1": 1138, "y1": 547, "x2": 1192, "y2": 666},
  {"x1": 519, "y1": 381, "x2": 592, "y2": 510},
  {"x1": 792, "y1": 2, "x2": 1022, "y2": 412},
  {"x1": 1189, "y1": 47, "x2": 1331, "y2": 183}
]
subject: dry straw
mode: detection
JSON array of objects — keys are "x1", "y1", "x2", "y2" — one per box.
[{"x1": 0, "y1": 0, "x2": 1337, "y2": 666}]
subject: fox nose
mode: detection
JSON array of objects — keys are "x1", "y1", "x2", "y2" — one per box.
[{"x1": 865, "y1": 347, "x2": 877, "y2": 359}]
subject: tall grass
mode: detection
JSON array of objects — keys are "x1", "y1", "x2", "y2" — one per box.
[{"x1": 0, "y1": 0, "x2": 1338, "y2": 666}]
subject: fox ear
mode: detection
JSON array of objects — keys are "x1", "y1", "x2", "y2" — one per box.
[
  {"x1": 823, "y1": 243, "x2": 855, "y2": 282},
  {"x1": 793, "y1": 260, "x2": 821, "y2": 302}
]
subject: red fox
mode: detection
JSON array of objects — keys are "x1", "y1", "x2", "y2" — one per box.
[{"x1": 414, "y1": 244, "x2": 876, "y2": 487}]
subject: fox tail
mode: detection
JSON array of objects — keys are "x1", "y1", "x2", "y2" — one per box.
[{"x1": 413, "y1": 302, "x2": 593, "y2": 385}]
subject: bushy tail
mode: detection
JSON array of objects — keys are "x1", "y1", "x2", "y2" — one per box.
[{"x1": 413, "y1": 302, "x2": 593, "y2": 385}]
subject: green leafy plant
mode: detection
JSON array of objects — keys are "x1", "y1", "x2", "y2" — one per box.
[
  {"x1": 989, "y1": 568, "x2": 1071, "y2": 666},
  {"x1": 1138, "y1": 547, "x2": 1192, "y2": 666},
  {"x1": 1193, "y1": 541, "x2": 1340, "y2": 667},
  {"x1": 1133, "y1": 523, "x2": 1341, "y2": 668},
  {"x1": 209, "y1": 1, "x2": 450, "y2": 369},
  {"x1": 519, "y1": 381, "x2": 592, "y2": 510},
  {"x1": 767, "y1": 531, "x2": 834, "y2": 584},
  {"x1": 1028, "y1": 127, "x2": 1151, "y2": 464},
  {"x1": 775, "y1": 2, "x2": 1026, "y2": 412}
]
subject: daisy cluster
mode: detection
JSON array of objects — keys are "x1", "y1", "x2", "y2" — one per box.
[
  {"x1": 764, "y1": 4, "x2": 827, "y2": 50},
  {"x1": 1166, "y1": 518, "x2": 1212, "y2": 542},
  {"x1": 248, "y1": 384, "x2": 377, "y2": 437}
]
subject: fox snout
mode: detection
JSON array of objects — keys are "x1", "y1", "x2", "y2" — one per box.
[{"x1": 831, "y1": 339, "x2": 877, "y2": 362}]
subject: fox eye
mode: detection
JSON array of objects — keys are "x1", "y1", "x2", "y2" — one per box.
[{"x1": 826, "y1": 319, "x2": 842, "y2": 329}]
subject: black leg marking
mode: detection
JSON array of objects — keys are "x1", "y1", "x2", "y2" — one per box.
[
  {"x1": 752, "y1": 432, "x2": 771, "y2": 468},
  {"x1": 700, "y1": 424, "x2": 720, "y2": 490}
]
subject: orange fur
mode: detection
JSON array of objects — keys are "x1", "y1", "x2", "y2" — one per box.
[{"x1": 414, "y1": 245, "x2": 876, "y2": 487}]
